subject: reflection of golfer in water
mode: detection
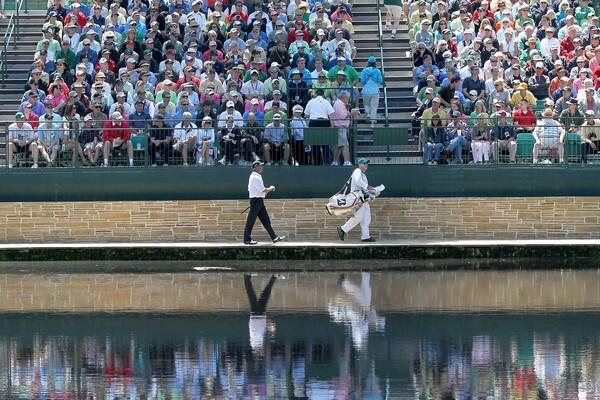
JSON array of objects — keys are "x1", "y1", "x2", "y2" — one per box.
[
  {"x1": 328, "y1": 272, "x2": 385, "y2": 350},
  {"x1": 245, "y1": 274, "x2": 278, "y2": 353}
]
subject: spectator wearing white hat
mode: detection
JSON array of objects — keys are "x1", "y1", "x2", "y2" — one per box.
[
  {"x1": 540, "y1": 27, "x2": 560, "y2": 58},
  {"x1": 195, "y1": 116, "x2": 216, "y2": 166},
  {"x1": 533, "y1": 108, "x2": 565, "y2": 164},
  {"x1": 173, "y1": 112, "x2": 198, "y2": 166},
  {"x1": 263, "y1": 113, "x2": 290, "y2": 165},
  {"x1": 187, "y1": 0, "x2": 207, "y2": 30},
  {"x1": 290, "y1": 104, "x2": 308, "y2": 165},
  {"x1": 8, "y1": 113, "x2": 39, "y2": 169},
  {"x1": 217, "y1": 100, "x2": 243, "y2": 128},
  {"x1": 109, "y1": 92, "x2": 134, "y2": 117},
  {"x1": 78, "y1": 114, "x2": 103, "y2": 166},
  {"x1": 415, "y1": 19, "x2": 434, "y2": 49},
  {"x1": 102, "y1": 111, "x2": 133, "y2": 167}
]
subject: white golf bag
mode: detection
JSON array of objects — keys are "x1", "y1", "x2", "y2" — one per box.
[
  {"x1": 325, "y1": 174, "x2": 385, "y2": 216},
  {"x1": 326, "y1": 190, "x2": 368, "y2": 216}
]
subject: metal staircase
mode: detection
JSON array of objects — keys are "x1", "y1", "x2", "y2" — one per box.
[{"x1": 352, "y1": 0, "x2": 420, "y2": 163}]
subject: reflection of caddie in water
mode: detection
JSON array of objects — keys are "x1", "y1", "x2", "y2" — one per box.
[{"x1": 337, "y1": 158, "x2": 378, "y2": 242}]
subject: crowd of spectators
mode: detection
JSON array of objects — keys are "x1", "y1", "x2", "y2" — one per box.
[
  {"x1": 407, "y1": 0, "x2": 600, "y2": 164},
  {"x1": 7, "y1": 0, "x2": 384, "y2": 168}
]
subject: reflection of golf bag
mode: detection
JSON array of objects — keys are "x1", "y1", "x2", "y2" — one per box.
[{"x1": 325, "y1": 177, "x2": 368, "y2": 216}]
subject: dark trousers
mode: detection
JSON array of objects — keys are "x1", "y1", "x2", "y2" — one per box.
[
  {"x1": 241, "y1": 138, "x2": 256, "y2": 162},
  {"x1": 293, "y1": 139, "x2": 307, "y2": 165},
  {"x1": 309, "y1": 118, "x2": 332, "y2": 165},
  {"x1": 581, "y1": 140, "x2": 600, "y2": 162},
  {"x1": 221, "y1": 140, "x2": 237, "y2": 161},
  {"x1": 150, "y1": 141, "x2": 171, "y2": 165},
  {"x1": 244, "y1": 274, "x2": 276, "y2": 315},
  {"x1": 243, "y1": 198, "x2": 277, "y2": 242}
]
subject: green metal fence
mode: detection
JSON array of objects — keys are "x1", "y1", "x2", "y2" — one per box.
[{"x1": 3, "y1": 118, "x2": 358, "y2": 169}]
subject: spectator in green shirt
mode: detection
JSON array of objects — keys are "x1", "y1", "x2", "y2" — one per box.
[
  {"x1": 560, "y1": 98, "x2": 585, "y2": 133},
  {"x1": 55, "y1": 41, "x2": 77, "y2": 70},
  {"x1": 264, "y1": 102, "x2": 289, "y2": 126},
  {"x1": 327, "y1": 57, "x2": 358, "y2": 84}
]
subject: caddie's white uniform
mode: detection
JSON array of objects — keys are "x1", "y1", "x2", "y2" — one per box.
[{"x1": 341, "y1": 168, "x2": 371, "y2": 240}]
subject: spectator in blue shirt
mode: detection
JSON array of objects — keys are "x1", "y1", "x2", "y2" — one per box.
[
  {"x1": 128, "y1": 101, "x2": 150, "y2": 133},
  {"x1": 360, "y1": 56, "x2": 383, "y2": 127},
  {"x1": 243, "y1": 99, "x2": 265, "y2": 125},
  {"x1": 263, "y1": 114, "x2": 290, "y2": 165}
]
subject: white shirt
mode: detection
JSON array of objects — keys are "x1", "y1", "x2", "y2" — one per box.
[
  {"x1": 8, "y1": 123, "x2": 34, "y2": 141},
  {"x1": 350, "y1": 167, "x2": 368, "y2": 193},
  {"x1": 217, "y1": 110, "x2": 243, "y2": 128},
  {"x1": 249, "y1": 315, "x2": 267, "y2": 353},
  {"x1": 248, "y1": 171, "x2": 266, "y2": 198},
  {"x1": 540, "y1": 37, "x2": 560, "y2": 58},
  {"x1": 187, "y1": 11, "x2": 207, "y2": 30},
  {"x1": 173, "y1": 121, "x2": 198, "y2": 142},
  {"x1": 304, "y1": 96, "x2": 334, "y2": 120},
  {"x1": 241, "y1": 80, "x2": 265, "y2": 97}
]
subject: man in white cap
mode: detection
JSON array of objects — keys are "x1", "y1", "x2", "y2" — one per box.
[
  {"x1": 243, "y1": 160, "x2": 286, "y2": 245},
  {"x1": 217, "y1": 100, "x2": 243, "y2": 128},
  {"x1": 188, "y1": 0, "x2": 207, "y2": 30},
  {"x1": 7, "y1": 113, "x2": 36, "y2": 169},
  {"x1": 336, "y1": 158, "x2": 379, "y2": 242},
  {"x1": 173, "y1": 111, "x2": 198, "y2": 166},
  {"x1": 263, "y1": 113, "x2": 290, "y2": 165},
  {"x1": 290, "y1": 104, "x2": 308, "y2": 165},
  {"x1": 102, "y1": 111, "x2": 134, "y2": 167}
]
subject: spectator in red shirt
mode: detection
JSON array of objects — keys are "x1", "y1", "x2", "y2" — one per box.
[
  {"x1": 288, "y1": 27, "x2": 309, "y2": 46},
  {"x1": 472, "y1": 1, "x2": 494, "y2": 24},
  {"x1": 560, "y1": 26, "x2": 577, "y2": 57},
  {"x1": 64, "y1": 3, "x2": 87, "y2": 29},
  {"x1": 22, "y1": 102, "x2": 40, "y2": 131},
  {"x1": 202, "y1": 41, "x2": 224, "y2": 62},
  {"x1": 513, "y1": 100, "x2": 537, "y2": 132},
  {"x1": 176, "y1": 67, "x2": 201, "y2": 90},
  {"x1": 102, "y1": 111, "x2": 133, "y2": 167}
]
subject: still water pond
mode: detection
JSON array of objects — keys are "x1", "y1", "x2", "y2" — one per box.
[{"x1": 2, "y1": 270, "x2": 600, "y2": 399}]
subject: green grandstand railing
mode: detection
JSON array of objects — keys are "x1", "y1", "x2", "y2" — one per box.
[
  {"x1": 3, "y1": 119, "x2": 359, "y2": 168},
  {"x1": 375, "y1": 0, "x2": 390, "y2": 127}
]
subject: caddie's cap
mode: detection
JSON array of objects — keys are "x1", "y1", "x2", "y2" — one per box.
[{"x1": 252, "y1": 159, "x2": 264, "y2": 169}]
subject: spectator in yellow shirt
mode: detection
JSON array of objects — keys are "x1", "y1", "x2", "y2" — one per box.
[
  {"x1": 511, "y1": 82, "x2": 537, "y2": 108},
  {"x1": 421, "y1": 97, "x2": 448, "y2": 128}
]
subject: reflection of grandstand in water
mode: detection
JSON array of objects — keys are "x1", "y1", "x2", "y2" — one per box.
[{"x1": 1, "y1": 313, "x2": 600, "y2": 398}]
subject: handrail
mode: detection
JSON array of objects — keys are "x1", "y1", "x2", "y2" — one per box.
[
  {"x1": 375, "y1": 0, "x2": 390, "y2": 127},
  {"x1": 14, "y1": 0, "x2": 25, "y2": 41},
  {"x1": 0, "y1": 6, "x2": 17, "y2": 88}
]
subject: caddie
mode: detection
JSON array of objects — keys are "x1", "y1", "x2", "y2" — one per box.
[{"x1": 336, "y1": 158, "x2": 378, "y2": 242}]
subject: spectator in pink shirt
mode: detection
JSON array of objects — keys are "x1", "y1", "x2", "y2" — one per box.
[
  {"x1": 46, "y1": 84, "x2": 67, "y2": 109},
  {"x1": 331, "y1": 91, "x2": 360, "y2": 166}
]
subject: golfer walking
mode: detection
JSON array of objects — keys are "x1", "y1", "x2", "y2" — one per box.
[
  {"x1": 243, "y1": 160, "x2": 286, "y2": 245},
  {"x1": 337, "y1": 158, "x2": 377, "y2": 242}
]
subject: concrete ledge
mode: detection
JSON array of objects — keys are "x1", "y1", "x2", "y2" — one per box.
[{"x1": 4, "y1": 239, "x2": 600, "y2": 262}]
